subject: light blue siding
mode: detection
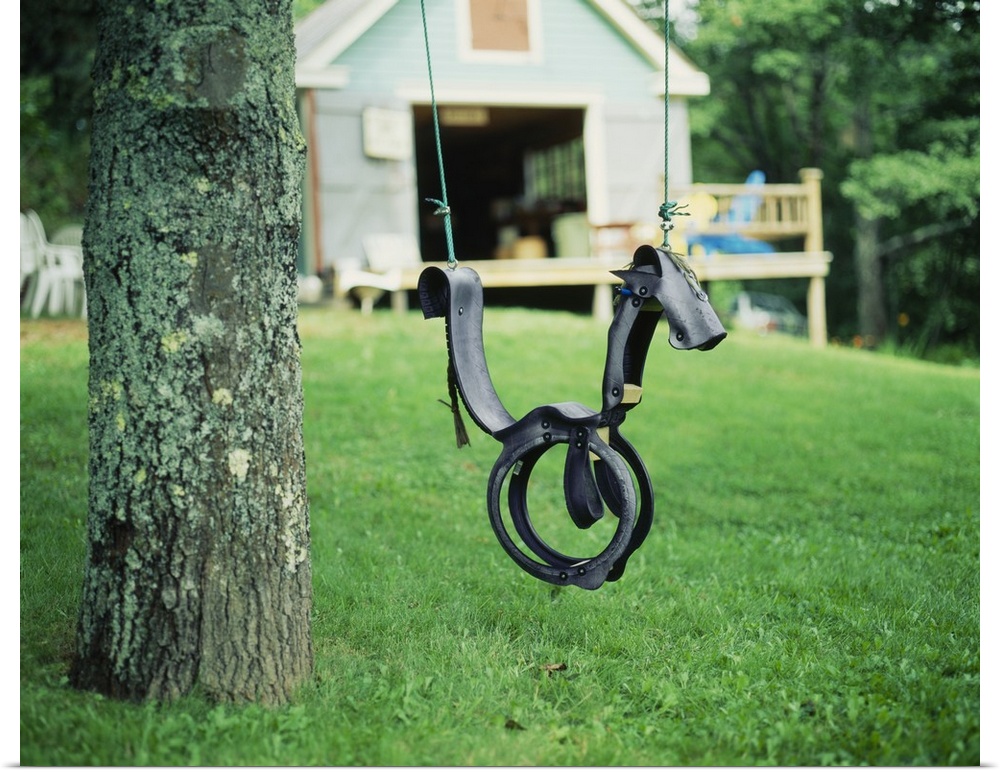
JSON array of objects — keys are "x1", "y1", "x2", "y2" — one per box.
[
  {"x1": 335, "y1": 0, "x2": 658, "y2": 104},
  {"x1": 311, "y1": 92, "x2": 419, "y2": 268}
]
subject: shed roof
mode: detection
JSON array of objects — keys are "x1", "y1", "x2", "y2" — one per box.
[{"x1": 295, "y1": 0, "x2": 709, "y2": 97}]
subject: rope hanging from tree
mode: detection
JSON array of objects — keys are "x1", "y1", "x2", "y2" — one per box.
[
  {"x1": 655, "y1": 0, "x2": 706, "y2": 300},
  {"x1": 658, "y1": 0, "x2": 688, "y2": 246},
  {"x1": 660, "y1": 0, "x2": 687, "y2": 244},
  {"x1": 419, "y1": 0, "x2": 457, "y2": 270}
]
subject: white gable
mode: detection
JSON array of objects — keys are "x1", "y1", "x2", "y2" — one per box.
[{"x1": 295, "y1": 0, "x2": 709, "y2": 96}]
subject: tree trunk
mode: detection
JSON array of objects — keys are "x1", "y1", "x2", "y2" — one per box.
[
  {"x1": 854, "y1": 212, "x2": 887, "y2": 343},
  {"x1": 71, "y1": 0, "x2": 312, "y2": 703},
  {"x1": 850, "y1": 95, "x2": 887, "y2": 344}
]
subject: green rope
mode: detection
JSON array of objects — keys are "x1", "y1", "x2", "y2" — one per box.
[
  {"x1": 419, "y1": 0, "x2": 457, "y2": 269},
  {"x1": 659, "y1": 0, "x2": 686, "y2": 248}
]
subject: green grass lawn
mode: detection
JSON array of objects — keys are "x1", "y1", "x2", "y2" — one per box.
[{"x1": 19, "y1": 306, "x2": 980, "y2": 765}]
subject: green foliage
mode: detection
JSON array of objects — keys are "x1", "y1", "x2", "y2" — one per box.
[
  {"x1": 680, "y1": 0, "x2": 849, "y2": 180},
  {"x1": 292, "y1": 0, "x2": 325, "y2": 20},
  {"x1": 20, "y1": 76, "x2": 91, "y2": 228},
  {"x1": 883, "y1": 236, "x2": 979, "y2": 361},
  {"x1": 20, "y1": 309, "x2": 980, "y2": 765},
  {"x1": 842, "y1": 126, "x2": 980, "y2": 221},
  {"x1": 680, "y1": 0, "x2": 979, "y2": 356},
  {"x1": 842, "y1": 111, "x2": 979, "y2": 361},
  {"x1": 20, "y1": 0, "x2": 97, "y2": 226}
]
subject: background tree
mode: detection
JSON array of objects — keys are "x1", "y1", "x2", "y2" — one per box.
[
  {"x1": 70, "y1": 0, "x2": 313, "y2": 703},
  {"x1": 667, "y1": 0, "x2": 979, "y2": 356},
  {"x1": 838, "y1": 2, "x2": 979, "y2": 355},
  {"x1": 19, "y1": 0, "x2": 318, "y2": 228},
  {"x1": 20, "y1": 0, "x2": 97, "y2": 227}
]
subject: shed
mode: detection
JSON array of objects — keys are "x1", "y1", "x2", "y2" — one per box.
[{"x1": 294, "y1": 0, "x2": 710, "y2": 275}]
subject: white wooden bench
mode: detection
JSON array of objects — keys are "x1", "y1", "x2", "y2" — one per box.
[{"x1": 337, "y1": 169, "x2": 832, "y2": 347}]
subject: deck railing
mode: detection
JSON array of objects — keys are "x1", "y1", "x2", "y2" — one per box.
[
  {"x1": 591, "y1": 169, "x2": 831, "y2": 346},
  {"x1": 668, "y1": 168, "x2": 825, "y2": 253}
]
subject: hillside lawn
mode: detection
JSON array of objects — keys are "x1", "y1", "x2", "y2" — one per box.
[{"x1": 19, "y1": 305, "x2": 981, "y2": 765}]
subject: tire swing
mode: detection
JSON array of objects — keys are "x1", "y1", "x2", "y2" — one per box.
[{"x1": 416, "y1": 0, "x2": 726, "y2": 590}]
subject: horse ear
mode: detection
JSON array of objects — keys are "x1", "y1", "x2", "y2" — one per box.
[
  {"x1": 630, "y1": 244, "x2": 662, "y2": 273},
  {"x1": 417, "y1": 266, "x2": 450, "y2": 319}
]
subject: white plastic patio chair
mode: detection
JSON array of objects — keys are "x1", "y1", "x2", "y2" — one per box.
[
  {"x1": 334, "y1": 233, "x2": 423, "y2": 315},
  {"x1": 20, "y1": 212, "x2": 43, "y2": 312},
  {"x1": 21, "y1": 210, "x2": 86, "y2": 318}
]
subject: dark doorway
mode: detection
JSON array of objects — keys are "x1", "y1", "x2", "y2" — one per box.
[{"x1": 413, "y1": 105, "x2": 587, "y2": 264}]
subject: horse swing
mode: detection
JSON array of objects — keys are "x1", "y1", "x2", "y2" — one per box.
[{"x1": 415, "y1": 0, "x2": 726, "y2": 590}]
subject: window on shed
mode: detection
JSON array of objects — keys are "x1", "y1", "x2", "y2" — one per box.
[
  {"x1": 460, "y1": 0, "x2": 541, "y2": 62},
  {"x1": 470, "y1": 0, "x2": 530, "y2": 51}
]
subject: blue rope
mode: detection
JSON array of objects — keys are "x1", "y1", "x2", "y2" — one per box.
[{"x1": 419, "y1": 0, "x2": 457, "y2": 269}]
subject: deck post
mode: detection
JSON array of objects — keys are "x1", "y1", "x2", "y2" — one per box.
[
  {"x1": 800, "y1": 168, "x2": 828, "y2": 346},
  {"x1": 807, "y1": 275, "x2": 828, "y2": 347},
  {"x1": 592, "y1": 285, "x2": 614, "y2": 321},
  {"x1": 800, "y1": 168, "x2": 825, "y2": 253}
]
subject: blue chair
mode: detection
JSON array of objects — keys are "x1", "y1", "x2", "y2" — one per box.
[{"x1": 686, "y1": 170, "x2": 773, "y2": 256}]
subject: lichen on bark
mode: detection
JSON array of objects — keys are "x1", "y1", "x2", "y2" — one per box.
[{"x1": 72, "y1": 0, "x2": 312, "y2": 704}]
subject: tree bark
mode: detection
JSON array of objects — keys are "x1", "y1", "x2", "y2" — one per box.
[
  {"x1": 850, "y1": 93, "x2": 887, "y2": 344},
  {"x1": 71, "y1": 0, "x2": 312, "y2": 704},
  {"x1": 853, "y1": 212, "x2": 887, "y2": 343}
]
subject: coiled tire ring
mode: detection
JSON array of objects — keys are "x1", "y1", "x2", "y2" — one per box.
[{"x1": 486, "y1": 432, "x2": 637, "y2": 590}]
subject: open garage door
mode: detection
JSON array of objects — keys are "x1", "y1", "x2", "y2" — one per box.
[{"x1": 413, "y1": 105, "x2": 588, "y2": 264}]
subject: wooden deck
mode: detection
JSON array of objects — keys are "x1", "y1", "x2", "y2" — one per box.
[
  {"x1": 337, "y1": 169, "x2": 833, "y2": 347},
  {"x1": 393, "y1": 250, "x2": 832, "y2": 347}
]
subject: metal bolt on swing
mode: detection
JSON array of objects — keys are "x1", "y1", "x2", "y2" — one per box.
[{"x1": 658, "y1": 199, "x2": 688, "y2": 249}]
